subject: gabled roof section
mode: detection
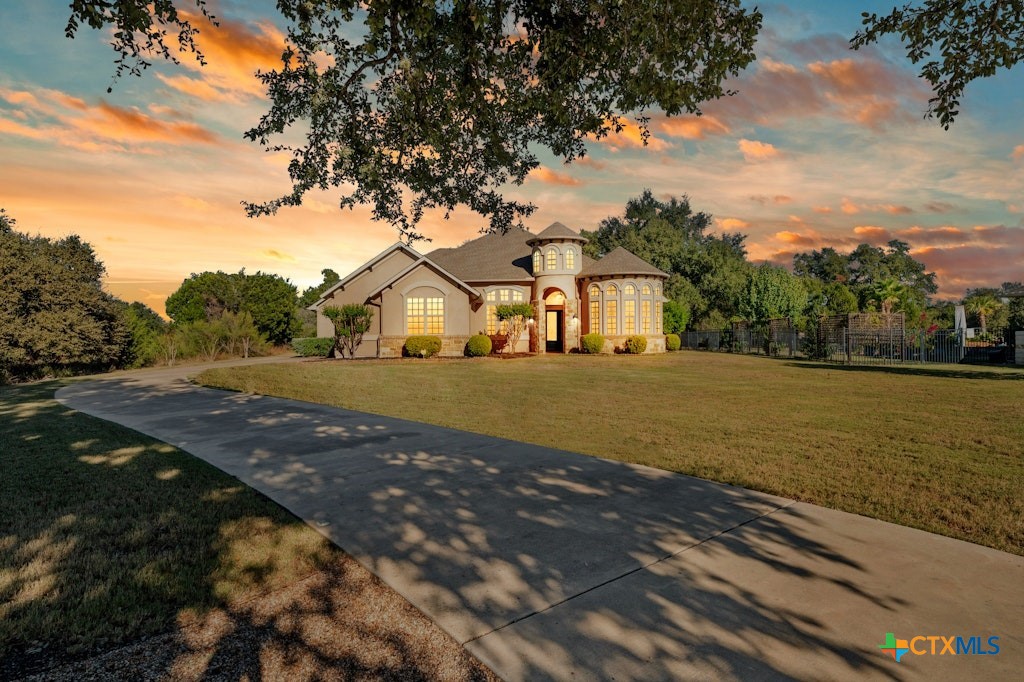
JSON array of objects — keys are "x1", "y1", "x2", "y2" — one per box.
[
  {"x1": 308, "y1": 242, "x2": 422, "y2": 309},
  {"x1": 580, "y1": 246, "x2": 669, "y2": 278},
  {"x1": 526, "y1": 221, "x2": 587, "y2": 245},
  {"x1": 427, "y1": 228, "x2": 535, "y2": 281},
  {"x1": 366, "y1": 257, "x2": 480, "y2": 300}
]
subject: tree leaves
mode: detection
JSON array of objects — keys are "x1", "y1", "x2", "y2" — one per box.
[{"x1": 852, "y1": 0, "x2": 1024, "y2": 128}]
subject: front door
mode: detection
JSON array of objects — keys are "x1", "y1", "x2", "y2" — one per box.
[{"x1": 546, "y1": 309, "x2": 563, "y2": 353}]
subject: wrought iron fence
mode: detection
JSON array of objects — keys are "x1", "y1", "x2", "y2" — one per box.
[
  {"x1": 679, "y1": 326, "x2": 1016, "y2": 366},
  {"x1": 680, "y1": 328, "x2": 801, "y2": 358}
]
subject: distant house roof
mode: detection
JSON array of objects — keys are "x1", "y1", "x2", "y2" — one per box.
[
  {"x1": 1004, "y1": 285, "x2": 1024, "y2": 298},
  {"x1": 580, "y1": 246, "x2": 669, "y2": 278},
  {"x1": 526, "y1": 221, "x2": 588, "y2": 245},
  {"x1": 427, "y1": 229, "x2": 534, "y2": 282}
]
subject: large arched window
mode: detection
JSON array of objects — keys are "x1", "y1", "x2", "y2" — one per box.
[
  {"x1": 532, "y1": 250, "x2": 541, "y2": 274},
  {"x1": 545, "y1": 248, "x2": 557, "y2": 271},
  {"x1": 588, "y1": 284, "x2": 601, "y2": 334},
  {"x1": 605, "y1": 284, "x2": 617, "y2": 335},
  {"x1": 624, "y1": 283, "x2": 636, "y2": 296},
  {"x1": 642, "y1": 300, "x2": 652, "y2": 333},
  {"x1": 624, "y1": 299, "x2": 636, "y2": 334},
  {"x1": 565, "y1": 247, "x2": 576, "y2": 270},
  {"x1": 407, "y1": 296, "x2": 444, "y2": 335},
  {"x1": 642, "y1": 284, "x2": 652, "y2": 295}
]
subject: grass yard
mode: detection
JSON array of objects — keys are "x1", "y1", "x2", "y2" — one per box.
[
  {"x1": 199, "y1": 352, "x2": 1024, "y2": 556},
  {"x1": 0, "y1": 381, "x2": 495, "y2": 680}
]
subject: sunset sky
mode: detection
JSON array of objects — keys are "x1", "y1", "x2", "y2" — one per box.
[{"x1": 2, "y1": 1, "x2": 1022, "y2": 316}]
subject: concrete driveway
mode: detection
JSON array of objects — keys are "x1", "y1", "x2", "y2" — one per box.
[{"x1": 57, "y1": 361, "x2": 1023, "y2": 680}]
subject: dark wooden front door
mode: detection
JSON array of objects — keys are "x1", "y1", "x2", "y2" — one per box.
[{"x1": 546, "y1": 309, "x2": 563, "y2": 353}]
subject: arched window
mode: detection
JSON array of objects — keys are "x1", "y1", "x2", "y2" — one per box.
[
  {"x1": 642, "y1": 284, "x2": 652, "y2": 295},
  {"x1": 565, "y1": 247, "x2": 576, "y2": 270},
  {"x1": 655, "y1": 284, "x2": 662, "y2": 297},
  {"x1": 512, "y1": 289, "x2": 524, "y2": 302},
  {"x1": 589, "y1": 284, "x2": 600, "y2": 300},
  {"x1": 624, "y1": 283, "x2": 636, "y2": 296},
  {"x1": 532, "y1": 250, "x2": 541, "y2": 274},
  {"x1": 642, "y1": 300, "x2": 652, "y2": 333},
  {"x1": 624, "y1": 299, "x2": 636, "y2": 334},
  {"x1": 546, "y1": 248, "x2": 558, "y2": 270},
  {"x1": 486, "y1": 290, "x2": 496, "y2": 302},
  {"x1": 605, "y1": 284, "x2": 618, "y2": 335}
]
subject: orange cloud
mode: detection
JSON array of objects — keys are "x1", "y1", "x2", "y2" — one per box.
[
  {"x1": 719, "y1": 218, "x2": 750, "y2": 230},
  {"x1": 0, "y1": 86, "x2": 223, "y2": 151},
  {"x1": 894, "y1": 226, "x2": 967, "y2": 245},
  {"x1": 76, "y1": 102, "x2": 221, "y2": 146},
  {"x1": 749, "y1": 194, "x2": 793, "y2": 206},
  {"x1": 852, "y1": 225, "x2": 891, "y2": 243},
  {"x1": 530, "y1": 165, "x2": 583, "y2": 186},
  {"x1": 1013, "y1": 145, "x2": 1024, "y2": 161},
  {"x1": 656, "y1": 115, "x2": 730, "y2": 140},
  {"x1": 165, "y1": 12, "x2": 288, "y2": 101},
  {"x1": 840, "y1": 198, "x2": 860, "y2": 215},
  {"x1": 813, "y1": 205, "x2": 833, "y2": 214},
  {"x1": 263, "y1": 249, "x2": 296, "y2": 262},
  {"x1": 592, "y1": 118, "x2": 669, "y2": 152},
  {"x1": 738, "y1": 139, "x2": 779, "y2": 162}
]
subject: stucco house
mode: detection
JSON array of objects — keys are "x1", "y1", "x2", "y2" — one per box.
[{"x1": 309, "y1": 222, "x2": 669, "y2": 357}]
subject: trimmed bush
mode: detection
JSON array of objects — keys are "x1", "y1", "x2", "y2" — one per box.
[
  {"x1": 665, "y1": 333, "x2": 681, "y2": 351},
  {"x1": 404, "y1": 335, "x2": 442, "y2": 358},
  {"x1": 580, "y1": 333, "x2": 605, "y2": 354},
  {"x1": 290, "y1": 337, "x2": 334, "y2": 357},
  {"x1": 465, "y1": 334, "x2": 492, "y2": 357},
  {"x1": 624, "y1": 335, "x2": 647, "y2": 354}
]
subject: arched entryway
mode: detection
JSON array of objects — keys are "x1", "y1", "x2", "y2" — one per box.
[{"x1": 544, "y1": 288, "x2": 566, "y2": 353}]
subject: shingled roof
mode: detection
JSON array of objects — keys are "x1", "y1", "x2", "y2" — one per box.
[
  {"x1": 580, "y1": 246, "x2": 669, "y2": 278},
  {"x1": 526, "y1": 221, "x2": 587, "y2": 245},
  {"x1": 427, "y1": 229, "x2": 534, "y2": 282}
]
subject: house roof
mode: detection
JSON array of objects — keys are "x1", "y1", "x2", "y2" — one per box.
[
  {"x1": 526, "y1": 221, "x2": 588, "y2": 245},
  {"x1": 1003, "y1": 285, "x2": 1024, "y2": 298},
  {"x1": 427, "y1": 229, "x2": 534, "y2": 282},
  {"x1": 580, "y1": 246, "x2": 669, "y2": 278},
  {"x1": 366, "y1": 257, "x2": 480, "y2": 300},
  {"x1": 309, "y1": 242, "x2": 424, "y2": 309}
]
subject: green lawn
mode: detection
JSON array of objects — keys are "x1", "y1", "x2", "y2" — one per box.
[
  {"x1": 0, "y1": 380, "x2": 335, "y2": 672},
  {"x1": 0, "y1": 381, "x2": 495, "y2": 680},
  {"x1": 198, "y1": 352, "x2": 1024, "y2": 555}
]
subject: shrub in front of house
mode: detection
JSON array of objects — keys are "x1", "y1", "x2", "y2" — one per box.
[
  {"x1": 581, "y1": 333, "x2": 605, "y2": 354},
  {"x1": 404, "y1": 335, "x2": 442, "y2": 358},
  {"x1": 624, "y1": 335, "x2": 647, "y2": 354},
  {"x1": 290, "y1": 337, "x2": 334, "y2": 357},
  {"x1": 465, "y1": 334, "x2": 492, "y2": 357},
  {"x1": 665, "y1": 333, "x2": 681, "y2": 351}
]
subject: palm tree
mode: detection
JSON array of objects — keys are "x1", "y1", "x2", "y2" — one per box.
[
  {"x1": 868, "y1": 278, "x2": 905, "y2": 316},
  {"x1": 964, "y1": 293, "x2": 1001, "y2": 334}
]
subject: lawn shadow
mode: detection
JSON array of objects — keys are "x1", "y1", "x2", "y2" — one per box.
[
  {"x1": 0, "y1": 381, "x2": 493, "y2": 681},
  {"x1": 47, "y1": 376, "x2": 1024, "y2": 680},
  {"x1": 782, "y1": 361, "x2": 1024, "y2": 381}
]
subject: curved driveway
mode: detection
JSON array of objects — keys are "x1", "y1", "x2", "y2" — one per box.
[{"x1": 57, "y1": 360, "x2": 1023, "y2": 681}]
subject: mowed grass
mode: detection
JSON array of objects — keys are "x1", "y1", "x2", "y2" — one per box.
[
  {"x1": 0, "y1": 381, "x2": 496, "y2": 680},
  {"x1": 199, "y1": 352, "x2": 1024, "y2": 555},
  {"x1": 0, "y1": 381, "x2": 334, "y2": 670}
]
